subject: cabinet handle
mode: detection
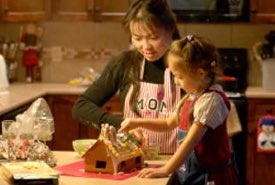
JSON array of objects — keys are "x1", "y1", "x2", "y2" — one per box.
[
  {"x1": 112, "y1": 112, "x2": 123, "y2": 117},
  {"x1": 91, "y1": 0, "x2": 102, "y2": 21},
  {"x1": 251, "y1": 9, "x2": 258, "y2": 14},
  {"x1": 266, "y1": 109, "x2": 273, "y2": 114},
  {"x1": 2, "y1": 0, "x2": 9, "y2": 14},
  {"x1": 100, "y1": 12, "x2": 126, "y2": 16},
  {"x1": 87, "y1": 0, "x2": 94, "y2": 13},
  {"x1": 247, "y1": 129, "x2": 256, "y2": 135},
  {"x1": 93, "y1": 0, "x2": 101, "y2": 13},
  {"x1": 105, "y1": 105, "x2": 112, "y2": 112},
  {"x1": 86, "y1": 0, "x2": 102, "y2": 15},
  {"x1": 87, "y1": 7, "x2": 93, "y2": 13},
  {"x1": 247, "y1": 123, "x2": 257, "y2": 135},
  {"x1": 3, "y1": 7, "x2": 9, "y2": 14}
]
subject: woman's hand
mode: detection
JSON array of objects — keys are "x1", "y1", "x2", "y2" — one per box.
[{"x1": 138, "y1": 166, "x2": 169, "y2": 178}]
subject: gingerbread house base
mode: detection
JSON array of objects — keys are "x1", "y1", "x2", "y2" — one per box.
[{"x1": 82, "y1": 124, "x2": 144, "y2": 174}]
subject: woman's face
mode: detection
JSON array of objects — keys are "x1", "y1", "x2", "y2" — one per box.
[
  {"x1": 130, "y1": 22, "x2": 173, "y2": 62},
  {"x1": 168, "y1": 54, "x2": 205, "y2": 93}
]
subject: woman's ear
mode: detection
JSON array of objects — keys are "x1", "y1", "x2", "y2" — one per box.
[{"x1": 197, "y1": 68, "x2": 207, "y2": 79}]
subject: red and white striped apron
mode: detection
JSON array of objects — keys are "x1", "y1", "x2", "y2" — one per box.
[{"x1": 123, "y1": 59, "x2": 181, "y2": 154}]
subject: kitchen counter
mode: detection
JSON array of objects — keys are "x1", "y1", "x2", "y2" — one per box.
[
  {"x1": 0, "y1": 151, "x2": 170, "y2": 185},
  {"x1": 0, "y1": 83, "x2": 87, "y2": 115},
  {"x1": 1, "y1": 83, "x2": 275, "y2": 116},
  {"x1": 245, "y1": 86, "x2": 275, "y2": 98}
]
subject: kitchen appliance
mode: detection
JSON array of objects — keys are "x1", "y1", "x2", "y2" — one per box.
[
  {"x1": 218, "y1": 48, "x2": 248, "y2": 93},
  {"x1": 264, "y1": 30, "x2": 275, "y2": 58},
  {"x1": 0, "y1": 55, "x2": 9, "y2": 94},
  {"x1": 218, "y1": 48, "x2": 247, "y2": 185},
  {"x1": 262, "y1": 58, "x2": 275, "y2": 90},
  {"x1": 168, "y1": 0, "x2": 250, "y2": 22}
]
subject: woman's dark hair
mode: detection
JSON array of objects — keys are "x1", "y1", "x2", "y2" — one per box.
[
  {"x1": 122, "y1": 0, "x2": 180, "y2": 40},
  {"x1": 119, "y1": 0, "x2": 180, "y2": 115}
]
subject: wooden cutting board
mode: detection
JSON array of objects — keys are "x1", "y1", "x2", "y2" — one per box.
[{"x1": 1, "y1": 161, "x2": 59, "y2": 185}]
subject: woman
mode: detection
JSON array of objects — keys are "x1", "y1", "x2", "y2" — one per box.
[{"x1": 72, "y1": 0, "x2": 182, "y2": 154}]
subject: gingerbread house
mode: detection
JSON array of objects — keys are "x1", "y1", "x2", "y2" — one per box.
[{"x1": 82, "y1": 124, "x2": 144, "y2": 174}]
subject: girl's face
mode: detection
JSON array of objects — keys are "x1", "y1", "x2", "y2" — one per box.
[
  {"x1": 168, "y1": 54, "x2": 206, "y2": 93},
  {"x1": 130, "y1": 22, "x2": 173, "y2": 62}
]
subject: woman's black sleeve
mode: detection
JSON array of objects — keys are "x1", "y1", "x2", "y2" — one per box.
[{"x1": 72, "y1": 53, "x2": 129, "y2": 130}]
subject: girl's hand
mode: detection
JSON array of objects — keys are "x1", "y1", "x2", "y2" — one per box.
[
  {"x1": 137, "y1": 166, "x2": 169, "y2": 178},
  {"x1": 118, "y1": 118, "x2": 135, "y2": 132}
]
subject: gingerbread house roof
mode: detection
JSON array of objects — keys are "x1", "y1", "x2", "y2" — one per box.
[{"x1": 82, "y1": 124, "x2": 144, "y2": 174}]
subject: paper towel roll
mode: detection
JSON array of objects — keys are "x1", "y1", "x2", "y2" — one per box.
[
  {"x1": 0, "y1": 55, "x2": 10, "y2": 93},
  {"x1": 262, "y1": 58, "x2": 275, "y2": 90}
]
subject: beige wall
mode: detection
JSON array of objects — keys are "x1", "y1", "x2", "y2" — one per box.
[{"x1": 1, "y1": 21, "x2": 275, "y2": 86}]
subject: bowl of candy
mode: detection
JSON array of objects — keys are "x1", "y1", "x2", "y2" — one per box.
[
  {"x1": 142, "y1": 144, "x2": 159, "y2": 160},
  {"x1": 72, "y1": 139, "x2": 96, "y2": 157}
]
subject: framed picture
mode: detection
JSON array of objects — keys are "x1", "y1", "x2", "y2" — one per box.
[{"x1": 257, "y1": 115, "x2": 275, "y2": 153}]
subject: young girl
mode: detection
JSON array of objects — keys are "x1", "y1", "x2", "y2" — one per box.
[{"x1": 119, "y1": 35, "x2": 239, "y2": 185}]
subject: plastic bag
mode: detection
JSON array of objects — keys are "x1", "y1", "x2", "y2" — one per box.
[
  {"x1": 16, "y1": 97, "x2": 54, "y2": 141},
  {"x1": 0, "y1": 98, "x2": 56, "y2": 165}
]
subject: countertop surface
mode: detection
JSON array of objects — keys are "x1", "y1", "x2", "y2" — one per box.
[
  {"x1": 0, "y1": 83, "x2": 87, "y2": 115},
  {"x1": 245, "y1": 86, "x2": 275, "y2": 98},
  {"x1": 1, "y1": 83, "x2": 275, "y2": 115},
  {"x1": 0, "y1": 151, "x2": 170, "y2": 185}
]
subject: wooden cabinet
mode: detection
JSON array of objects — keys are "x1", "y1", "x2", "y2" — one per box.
[
  {"x1": 0, "y1": 0, "x2": 51, "y2": 22},
  {"x1": 3, "y1": 0, "x2": 275, "y2": 23},
  {"x1": 52, "y1": 0, "x2": 130, "y2": 21},
  {"x1": 246, "y1": 98, "x2": 275, "y2": 185},
  {"x1": 46, "y1": 95, "x2": 79, "y2": 150},
  {"x1": 102, "y1": 94, "x2": 123, "y2": 117},
  {"x1": 45, "y1": 95, "x2": 97, "y2": 150},
  {"x1": 93, "y1": 0, "x2": 130, "y2": 22},
  {"x1": 251, "y1": 0, "x2": 275, "y2": 23},
  {"x1": 45, "y1": 94, "x2": 122, "y2": 151},
  {"x1": 51, "y1": 0, "x2": 130, "y2": 21},
  {"x1": 0, "y1": 0, "x2": 130, "y2": 22},
  {"x1": 51, "y1": 0, "x2": 94, "y2": 21}
]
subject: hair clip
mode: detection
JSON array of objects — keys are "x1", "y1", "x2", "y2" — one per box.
[
  {"x1": 210, "y1": 60, "x2": 216, "y2": 67},
  {"x1": 186, "y1": 34, "x2": 193, "y2": 41}
]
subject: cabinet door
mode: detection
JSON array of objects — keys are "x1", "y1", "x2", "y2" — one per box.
[
  {"x1": 251, "y1": 0, "x2": 275, "y2": 23},
  {"x1": 1, "y1": 0, "x2": 51, "y2": 21},
  {"x1": 102, "y1": 95, "x2": 123, "y2": 117},
  {"x1": 94, "y1": 0, "x2": 130, "y2": 21},
  {"x1": 246, "y1": 99, "x2": 275, "y2": 185},
  {"x1": 84, "y1": 95, "x2": 123, "y2": 138},
  {"x1": 46, "y1": 95, "x2": 80, "y2": 150},
  {"x1": 46, "y1": 94, "x2": 122, "y2": 150},
  {"x1": 52, "y1": 0, "x2": 94, "y2": 21},
  {"x1": 46, "y1": 95, "x2": 100, "y2": 150}
]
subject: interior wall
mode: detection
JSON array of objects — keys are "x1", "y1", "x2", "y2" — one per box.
[{"x1": 1, "y1": 21, "x2": 275, "y2": 86}]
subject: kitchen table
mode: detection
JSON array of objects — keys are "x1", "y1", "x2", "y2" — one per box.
[{"x1": 0, "y1": 151, "x2": 171, "y2": 185}]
